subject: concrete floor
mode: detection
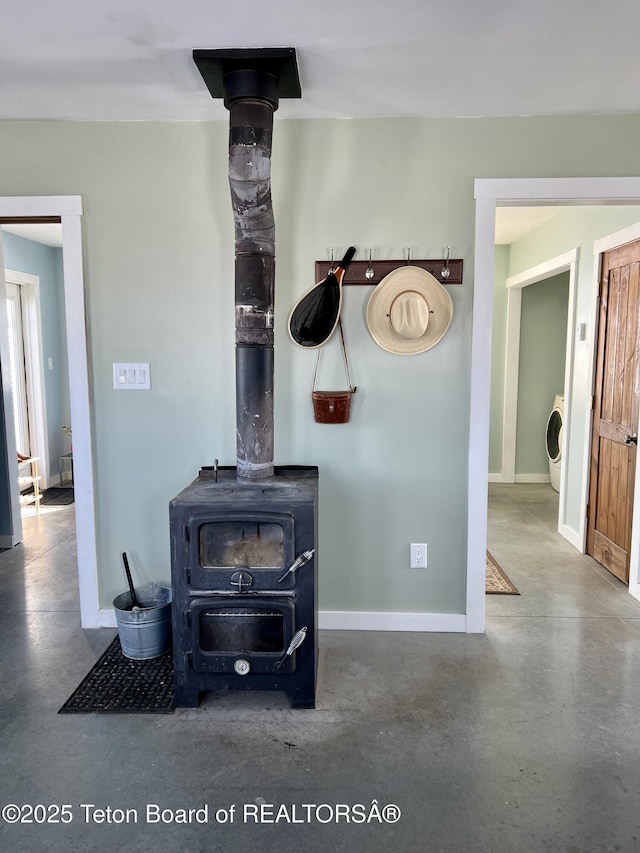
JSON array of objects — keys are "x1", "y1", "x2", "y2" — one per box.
[{"x1": 2, "y1": 485, "x2": 640, "y2": 851}]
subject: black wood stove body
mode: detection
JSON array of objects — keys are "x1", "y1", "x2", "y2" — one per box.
[{"x1": 170, "y1": 465, "x2": 318, "y2": 709}]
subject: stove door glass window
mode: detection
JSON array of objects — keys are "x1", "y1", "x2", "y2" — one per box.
[
  {"x1": 199, "y1": 608, "x2": 284, "y2": 653},
  {"x1": 199, "y1": 521, "x2": 284, "y2": 569}
]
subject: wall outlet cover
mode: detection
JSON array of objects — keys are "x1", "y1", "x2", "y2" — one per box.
[{"x1": 410, "y1": 543, "x2": 427, "y2": 568}]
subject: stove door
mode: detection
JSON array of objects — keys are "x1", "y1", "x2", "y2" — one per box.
[
  {"x1": 187, "y1": 512, "x2": 295, "y2": 591},
  {"x1": 189, "y1": 597, "x2": 298, "y2": 675}
]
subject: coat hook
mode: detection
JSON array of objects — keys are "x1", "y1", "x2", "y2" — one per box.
[
  {"x1": 406, "y1": 247, "x2": 412, "y2": 265},
  {"x1": 329, "y1": 248, "x2": 336, "y2": 274},
  {"x1": 441, "y1": 246, "x2": 451, "y2": 280},
  {"x1": 365, "y1": 247, "x2": 375, "y2": 280}
]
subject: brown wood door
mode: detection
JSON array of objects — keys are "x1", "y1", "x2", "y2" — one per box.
[{"x1": 586, "y1": 239, "x2": 640, "y2": 583}]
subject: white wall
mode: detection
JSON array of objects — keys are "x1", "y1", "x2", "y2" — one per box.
[{"x1": 489, "y1": 246, "x2": 509, "y2": 474}]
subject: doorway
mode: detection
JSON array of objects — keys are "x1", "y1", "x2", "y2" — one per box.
[
  {"x1": 469, "y1": 177, "x2": 640, "y2": 634},
  {"x1": 492, "y1": 247, "x2": 578, "y2": 543},
  {"x1": 0, "y1": 196, "x2": 99, "y2": 628}
]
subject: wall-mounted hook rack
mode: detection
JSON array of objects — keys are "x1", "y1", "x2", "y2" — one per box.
[{"x1": 315, "y1": 255, "x2": 463, "y2": 286}]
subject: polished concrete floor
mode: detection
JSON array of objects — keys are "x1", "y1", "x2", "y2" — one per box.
[{"x1": 2, "y1": 485, "x2": 640, "y2": 852}]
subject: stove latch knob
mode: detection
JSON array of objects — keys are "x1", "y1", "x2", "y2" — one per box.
[
  {"x1": 234, "y1": 658, "x2": 251, "y2": 676},
  {"x1": 230, "y1": 570, "x2": 253, "y2": 592}
]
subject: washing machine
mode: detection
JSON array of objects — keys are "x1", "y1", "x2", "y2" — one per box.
[{"x1": 546, "y1": 394, "x2": 564, "y2": 492}]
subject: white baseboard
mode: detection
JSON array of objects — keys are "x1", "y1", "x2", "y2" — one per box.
[
  {"x1": 489, "y1": 474, "x2": 552, "y2": 484},
  {"x1": 0, "y1": 534, "x2": 15, "y2": 549},
  {"x1": 318, "y1": 610, "x2": 467, "y2": 632},
  {"x1": 99, "y1": 608, "x2": 468, "y2": 633},
  {"x1": 559, "y1": 524, "x2": 584, "y2": 552},
  {"x1": 629, "y1": 582, "x2": 640, "y2": 604}
]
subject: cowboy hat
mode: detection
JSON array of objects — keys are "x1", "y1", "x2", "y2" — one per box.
[{"x1": 366, "y1": 266, "x2": 453, "y2": 355}]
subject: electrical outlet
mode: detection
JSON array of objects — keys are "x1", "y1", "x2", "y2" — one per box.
[{"x1": 410, "y1": 543, "x2": 427, "y2": 569}]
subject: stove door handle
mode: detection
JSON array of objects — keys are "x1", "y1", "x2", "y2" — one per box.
[
  {"x1": 275, "y1": 626, "x2": 308, "y2": 668},
  {"x1": 276, "y1": 549, "x2": 315, "y2": 583}
]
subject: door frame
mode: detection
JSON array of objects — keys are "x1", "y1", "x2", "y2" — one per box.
[
  {"x1": 0, "y1": 196, "x2": 99, "y2": 628},
  {"x1": 469, "y1": 178, "x2": 640, "y2": 633}
]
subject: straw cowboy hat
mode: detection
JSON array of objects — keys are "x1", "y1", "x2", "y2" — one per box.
[{"x1": 366, "y1": 266, "x2": 453, "y2": 355}]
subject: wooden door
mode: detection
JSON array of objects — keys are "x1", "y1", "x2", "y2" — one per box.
[{"x1": 586, "y1": 239, "x2": 640, "y2": 583}]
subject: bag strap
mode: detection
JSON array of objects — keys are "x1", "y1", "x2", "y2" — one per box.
[
  {"x1": 338, "y1": 318, "x2": 355, "y2": 392},
  {"x1": 312, "y1": 318, "x2": 356, "y2": 393}
]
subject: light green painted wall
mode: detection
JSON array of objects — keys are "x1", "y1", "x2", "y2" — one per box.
[
  {"x1": 516, "y1": 272, "x2": 569, "y2": 476},
  {"x1": 1, "y1": 116, "x2": 640, "y2": 614}
]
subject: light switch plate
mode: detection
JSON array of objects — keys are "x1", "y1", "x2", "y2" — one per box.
[{"x1": 113, "y1": 363, "x2": 151, "y2": 390}]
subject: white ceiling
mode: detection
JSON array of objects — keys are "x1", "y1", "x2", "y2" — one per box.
[
  {"x1": 3, "y1": 3, "x2": 638, "y2": 249},
  {"x1": 494, "y1": 207, "x2": 564, "y2": 245},
  {"x1": 2, "y1": 0, "x2": 640, "y2": 121},
  {"x1": 1, "y1": 223, "x2": 63, "y2": 248}
]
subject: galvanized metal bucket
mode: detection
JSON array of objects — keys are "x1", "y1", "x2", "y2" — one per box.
[{"x1": 113, "y1": 582, "x2": 172, "y2": 660}]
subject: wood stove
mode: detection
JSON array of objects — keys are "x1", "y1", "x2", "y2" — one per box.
[
  {"x1": 170, "y1": 466, "x2": 318, "y2": 708},
  {"x1": 171, "y1": 49, "x2": 317, "y2": 708}
]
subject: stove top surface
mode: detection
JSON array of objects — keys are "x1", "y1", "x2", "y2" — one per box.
[{"x1": 171, "y1": 465, "x2": 318, "y2": 506}]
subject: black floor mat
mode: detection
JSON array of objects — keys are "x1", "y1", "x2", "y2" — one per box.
[
  {"x1": 41, "y1": 487, "x2": 75, "y2": 506},
  {"x1": 58, "y1": 636, "x2": 175, "y2": 714}
]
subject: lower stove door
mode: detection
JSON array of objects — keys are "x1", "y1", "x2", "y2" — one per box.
[{"x1": 189, "y1": 596, "x2": 298, "y2": 675}]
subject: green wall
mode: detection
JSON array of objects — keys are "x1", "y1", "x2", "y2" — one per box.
[
  {"x1": 516, "y1": 272, "x2": 569, "y2": 476},
  {"x1": 1, "y1": 116, "x2": 640, "y2": 614}
]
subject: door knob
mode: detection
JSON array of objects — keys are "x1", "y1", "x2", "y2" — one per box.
[{"x1": 624, "y1": 434, "x2": 638, "y2": 445}]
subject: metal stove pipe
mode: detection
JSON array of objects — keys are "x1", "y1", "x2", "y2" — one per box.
[
  {"x1": 192, "y1": 49, "x2": 300, "y2": 480},
  {"x1": 226, "y1": 72, "x2": 278, "y2": 480}
]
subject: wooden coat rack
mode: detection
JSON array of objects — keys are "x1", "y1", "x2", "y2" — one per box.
[{"x1": 314, "y1": 257, "x2": 463, "y2": 287}]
